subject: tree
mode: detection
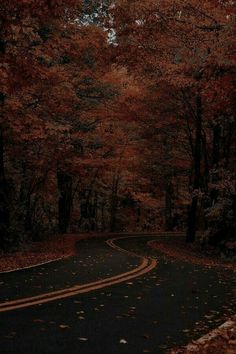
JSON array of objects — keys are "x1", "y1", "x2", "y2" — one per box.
[
  {"x1": 0, "y1": 1, "x2": 80, "y2": 246},
  {"x1": 111, "y1": 0, "x2": 235, "y2": 242}
]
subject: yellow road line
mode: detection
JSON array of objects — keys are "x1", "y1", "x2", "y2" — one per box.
[
  {"x1": 0, "y1": 259, "x2": 157, "y2": 313},
  {"x1": 0, "y1": 236, "x2": 157, "y2": 313},
  {"x1": 106, "y1": 237, "x2": 157, "y2": 261},
  {"x1": 0, "y1": 259, "x2": 148, "y2": 308}
]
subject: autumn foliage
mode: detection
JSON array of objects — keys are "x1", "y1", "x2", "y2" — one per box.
[{"x1": 0, "y1": 0, "x2": 235, "y2": 251}]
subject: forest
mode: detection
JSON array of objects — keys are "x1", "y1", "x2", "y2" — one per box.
[{"x1": 0, "y1": 0, "x2": 235, "y2": 251}]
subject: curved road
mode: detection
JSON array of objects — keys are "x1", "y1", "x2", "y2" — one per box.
[{"x1": 0, "y1": 235, "x2": 235, "y2": 353}]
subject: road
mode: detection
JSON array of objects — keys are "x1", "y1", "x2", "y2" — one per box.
[{"x1": 0, "y1": 235, "x2": 235, "y2": 354}]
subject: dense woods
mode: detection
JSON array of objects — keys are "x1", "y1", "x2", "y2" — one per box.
[{"x1": 0, "y1": 0, "x2": 235, "y2": 251}]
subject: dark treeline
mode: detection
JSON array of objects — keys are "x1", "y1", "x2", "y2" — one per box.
[{"x1": 0, "y1": 0, "x2": 235, "y2": 252}]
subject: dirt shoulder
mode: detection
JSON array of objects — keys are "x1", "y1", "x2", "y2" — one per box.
[
  {"x1": 148, "y1": 238, "x2": 236, "y2": 271},
  {"x1": 168, "y1": 316, "x2": 236, "y2": 354}
]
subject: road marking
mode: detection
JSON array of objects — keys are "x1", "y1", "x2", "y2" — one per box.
[
  {"x1": 0, "y1": 260, "x2": 156, "y2": 313},
  {"x1": 0, "y1": 232, "x2": 183, "y2": 274},
  {"x1": 0, "y1": 259, "x2": 148, "y2": 309},
  {"x1": 0, "y1": 236, "x2": 157, "y2": 313}
]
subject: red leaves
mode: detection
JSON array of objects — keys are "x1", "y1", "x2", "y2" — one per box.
[{"x1": 1, "y1": 1, "x2": 81, "y2": 21}]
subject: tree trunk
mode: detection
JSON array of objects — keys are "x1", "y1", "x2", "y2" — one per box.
[
  {"x1": 0, "y1": 100, "x2": 10, "y2": 248},
  {"x1": 223, "y1": 122, "x2": 233, "y2": 168},
  {"x1": 201, "y1": 130, "x2": 209, "y2": 193},
  {"x1": 0, "y1": 20, "x2": 10, "y2": 248},
  {"x1": 210, "y1": 124, "x2": 221, "y2": 204},
  {"x1": 94, "y1": 191, "x2": 98, "y2": 230},
  {"x1": 110, "y1": 174, "x2": 119, "y2": 232},
  {"x1": 186, "y1": 94, "x2": 202, "y2": 243},
  {"x1": 24, "y1": 195, "x2": 32, "y2": 233},
  {"x1": 101, "y1": 200, "x2": 106, "y2": 231},
  {"x1": 136, "y1": 205, "x2": 141, "y2": 225},
  {"x1": 212, "y1": 125, "x2": 221, "y2": 165},
  {"x1": 165, "y1": 180, "x2": 173, "y2": 231},
  {"x1": 57, "y1": 171, "x2": 72, "y2": 234}
]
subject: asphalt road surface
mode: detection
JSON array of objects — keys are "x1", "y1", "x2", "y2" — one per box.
[{"x1": 0, "y1": 235, "x2": 235, "y2": 354}]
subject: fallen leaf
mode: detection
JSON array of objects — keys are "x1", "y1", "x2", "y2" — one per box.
[
  {"x1": 59, "y1": 325, "x2": 70, "y2": 329},
  {"x1": 33, "y1": 319, "x2": 45, "y2": 323},
  {"x1": 120, "y1": 339, "x2": 128, "y2": 344}
]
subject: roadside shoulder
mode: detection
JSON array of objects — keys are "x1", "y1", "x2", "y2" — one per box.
[{"x1": 168, "y1": 317, "x2": 236, "y2": 354}]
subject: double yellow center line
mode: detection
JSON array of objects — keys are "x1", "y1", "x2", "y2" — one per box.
[{"x1": 0, "y1": 236, "x2": 157, "y2": 313}]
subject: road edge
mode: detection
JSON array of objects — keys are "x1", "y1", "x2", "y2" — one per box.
[
  {"x1": 0, "y1": 232, "x2": 182, "y2": 274},
  {"x1": 168, "y1": 317, "x2": 236, "y2": 353}
]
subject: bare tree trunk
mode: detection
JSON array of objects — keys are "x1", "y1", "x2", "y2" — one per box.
[
  {"x1": 210, "y1": 124, "x2": 221, "y2": 205},
  {"x1": 24, "y1": 194, "x2": 32, "y2": 233},
  {"x1": 186, "y1": 94, "x2": 202, "y2": 243},
  {"x1": 101, "y1": 200, "x2": 106, "y2": 231},
  {"x1": 57, "y1": 171, "x2": 73, "y2": 234},
  {"x1": 110, "y1": 174, "x2": 120, "y2": 232},
  {"x1": 94, "y1": 191, "x2": 98, "y2": 230},
  {"x1": 165, "y1": 180, "x2": 173, "y2": 231},
  {"x1": 224, "y1": 122, "x2": 233, "y2": 168},
  {"x1": 0, "y1": 97, "x2": 10, "y2": 248}
]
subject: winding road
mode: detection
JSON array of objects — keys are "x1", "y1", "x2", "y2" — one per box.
[{"x1": 0, "y1": 234, "x2": 235, "y2": 353}]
